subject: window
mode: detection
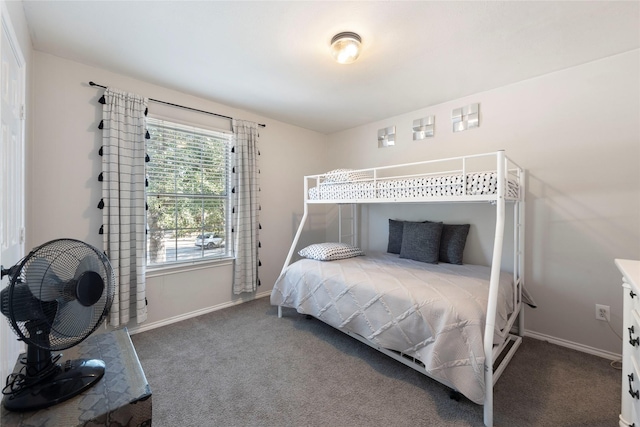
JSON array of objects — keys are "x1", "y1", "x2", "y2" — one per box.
[{"x1": 145, "y1": 117, "x2": 232, "y2": 266}]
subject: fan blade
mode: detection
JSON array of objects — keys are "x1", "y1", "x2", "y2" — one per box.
[
  {"x1": 0, "y1": 283, "x2": 56, "y2": 322},
  {"x1": 25, "y1": 257, "x2": 63, "y2": 302},
  {"x1": 75, "y1": 255, "x2": 102, "y2": 279},
  {"x1": 50, "y1": 300, "x2": 96, "y2": 342},
  {"x1": 0, "y1": 284, "x2": 36, "y2": 320}
]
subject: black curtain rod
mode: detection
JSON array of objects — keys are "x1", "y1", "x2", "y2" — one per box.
[{"x1": 89, "y1": 81, "x2": 266, "y2": 128}]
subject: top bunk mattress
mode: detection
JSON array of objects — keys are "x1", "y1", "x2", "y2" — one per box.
[{"x1": 308, "y1": 171, "x2": 520, "y2": 201}]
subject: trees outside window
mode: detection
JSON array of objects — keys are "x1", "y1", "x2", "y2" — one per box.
[{"x1": 146, "y1": 118, "x2": 231, "y2": 266}]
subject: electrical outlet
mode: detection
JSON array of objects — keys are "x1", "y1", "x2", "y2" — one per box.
[{"x1": 596, "y1": 304, "x2": 610, "y2": 322}]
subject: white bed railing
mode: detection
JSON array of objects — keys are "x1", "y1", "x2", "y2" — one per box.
[{"x1": 304, "y1": 150, "x2": 523, "y2": 205}]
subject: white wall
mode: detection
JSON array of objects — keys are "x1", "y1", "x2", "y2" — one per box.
[
  {"x1": 28, "y1": 52, "x2": 328, "y2": 329},
  {"x1": 326, "y1": 50, "x2": 640, "y2": 356}
]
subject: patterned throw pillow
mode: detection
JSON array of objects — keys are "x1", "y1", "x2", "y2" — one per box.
[
  {"x1": 298, "y1": 242, "x2": 365, "y2": 261},
  {"x1": 323, "y1": 169, "x2": 373, "y2": 183}
]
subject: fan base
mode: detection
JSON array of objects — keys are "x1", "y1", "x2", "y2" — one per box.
[{"x1": 2, "y1": 358, "x2": 106, "y2": 412}]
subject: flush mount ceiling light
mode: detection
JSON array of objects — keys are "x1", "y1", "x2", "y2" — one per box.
[{"x1": 331, "y1": 32, "x2": 362, "y2": 64}]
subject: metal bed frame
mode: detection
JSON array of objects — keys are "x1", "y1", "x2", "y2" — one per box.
[{"x1": 276, "y1": 150, "x2": 525, "y2": 427}]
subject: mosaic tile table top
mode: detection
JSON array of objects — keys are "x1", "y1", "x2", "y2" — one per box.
[{"x1": 1, "y1": 328, "x2": 152, "y2": 427}]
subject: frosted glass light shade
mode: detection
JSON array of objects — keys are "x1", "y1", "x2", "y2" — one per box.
[{"x1": 331, "y1": 32, "x2": 362, "y2": 64}]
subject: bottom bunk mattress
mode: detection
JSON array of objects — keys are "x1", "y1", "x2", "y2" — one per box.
[{"x1": 270, "y1": 252, "x2": 515, "y2": 404}]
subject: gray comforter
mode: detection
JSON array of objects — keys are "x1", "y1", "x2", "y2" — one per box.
[{"x1": 270, "y1": 252, "x2": 514, "y2": 404}]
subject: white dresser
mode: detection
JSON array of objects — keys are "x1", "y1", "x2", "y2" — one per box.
[{"x1": 617, "y1": 259, "x2": 640, "y2": 427}]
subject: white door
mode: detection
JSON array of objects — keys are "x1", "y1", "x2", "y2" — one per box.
[{"x1": 0, "y1": 5, "x2": 26, "y2": 384}]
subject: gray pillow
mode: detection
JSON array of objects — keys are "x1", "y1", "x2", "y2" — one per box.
[
  {"x1": 439, "y1": 224, "x2": 470, "y2": 264},
  {"x1": 399, "y1": 221, "x2": 443, "y2": 264},
  {"x1": 387, "y1": 219, "x2": 405, "y2": 254}
]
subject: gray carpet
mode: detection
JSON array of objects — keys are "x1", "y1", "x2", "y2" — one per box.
[{"x1": 130, "y1": 297, "x2": 620, "y2": 427}]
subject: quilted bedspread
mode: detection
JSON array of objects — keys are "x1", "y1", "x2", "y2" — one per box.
[{"x1": 270, "y1": 252, "x2": 514, "y2": 404}]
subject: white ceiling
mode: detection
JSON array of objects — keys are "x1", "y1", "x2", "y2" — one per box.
[{"x1": 22, "y1": 1, "x2": 639, "y2": 134}]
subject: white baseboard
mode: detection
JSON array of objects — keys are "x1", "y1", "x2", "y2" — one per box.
[
  {"x1": 524, "y1": 330, "x2": 621, "y2": 361},
  {"x1": 128, "y1": 290, "x2": 272, "y2": 335}
]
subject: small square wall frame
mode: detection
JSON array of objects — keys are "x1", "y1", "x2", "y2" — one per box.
[
  {"x1": 413, "y1": 116, "x2": 435, "y2": 140},
  {"x1": 378, "y1": 126, "x2": 396, "y2": 148},
  {"x1": 452, "y1": 103, "x2": 480, "y2": 132}
]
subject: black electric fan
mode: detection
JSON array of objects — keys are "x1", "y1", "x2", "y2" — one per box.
[{"x1": 0, "y1": 238, "x2": 115, "y2": 412}]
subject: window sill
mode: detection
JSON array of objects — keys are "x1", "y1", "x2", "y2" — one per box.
[{"x1": 146, "y1": 257, "x2": 234, "y2": 278}]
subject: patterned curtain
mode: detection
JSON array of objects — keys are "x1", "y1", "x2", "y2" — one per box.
[
  {"x1": 99, "y1": 88, "x2": 148, "y2": 326},
  {"x1": 231, "y1": 119, "x2": 261, "y2": 294}
]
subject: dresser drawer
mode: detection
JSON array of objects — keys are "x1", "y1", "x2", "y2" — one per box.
[
  {"x1": 626, "y1": 307, "x2": 640, "y2": 353},
  {"x1": 626, "y1": 283, "x2": 640, "y2": 311},
  {"x1": 627, "y1": 357, "x2": 640, "y2": 411},
  {"x1": 618, "y1": 259, "x2": 640, "y2": 427}
]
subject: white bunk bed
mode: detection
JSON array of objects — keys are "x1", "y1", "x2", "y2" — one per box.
[{"x1": 271, "y1": 150, "x2": 525, "y2": 427}]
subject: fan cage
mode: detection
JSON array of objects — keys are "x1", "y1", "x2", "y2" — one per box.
[{"x1": 3, "y1": 239, "x2": 115, "y2": 351}]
